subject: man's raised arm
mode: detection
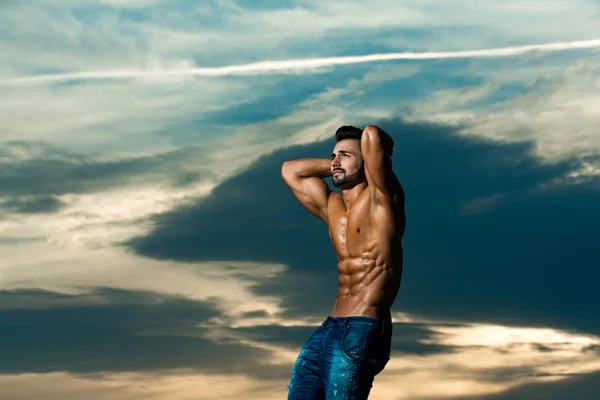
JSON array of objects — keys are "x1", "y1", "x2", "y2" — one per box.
[
  {"x1": 281, "y1": 158, "x2": 332, "y2": 222},
  {"x1": 362, "y1": 125, "x2": 396, "y2": 203}
]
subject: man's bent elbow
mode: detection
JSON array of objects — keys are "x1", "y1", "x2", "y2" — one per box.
[
  {"x1": 281, "y1": 160, "x2": 296, "y2": 181},
  {"x1": 363, "y1": 125, "x2": 378, "y2": 136},
  {"x1": 362, "y1": 125, "x2": 394, "y2": 157},
  {"x1": 362, "y1": 126, "x2": 381, "y2": 151}
]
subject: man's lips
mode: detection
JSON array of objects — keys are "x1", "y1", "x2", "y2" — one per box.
[{"x1": 333, "y1": 169, "x2": 344, "y2": 175}]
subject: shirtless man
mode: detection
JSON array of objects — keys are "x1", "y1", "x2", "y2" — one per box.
[{"x1": 281, "y1": 125, "x2": 405, "y2": 399}]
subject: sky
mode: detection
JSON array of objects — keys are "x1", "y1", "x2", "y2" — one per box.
[{"x1": 1, "y1": 0, "x2": 600, "y2": 399}]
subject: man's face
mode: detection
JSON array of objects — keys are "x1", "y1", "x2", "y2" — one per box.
[{"x1": 330, "y1": 139, "x2": 365, "y2": 188}]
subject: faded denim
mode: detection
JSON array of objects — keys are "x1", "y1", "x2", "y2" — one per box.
[{"x1": 287, "y1": 316, "x2": 392, "y2": 399}]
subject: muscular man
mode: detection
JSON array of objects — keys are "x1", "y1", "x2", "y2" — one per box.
[{"x1": 281, "y1": 125, "x2": 406, "y2": 399}]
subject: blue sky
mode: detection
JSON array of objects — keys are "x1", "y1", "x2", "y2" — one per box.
[{"x1": 1, "y1": 1, "x2": 600, "y2": 399}]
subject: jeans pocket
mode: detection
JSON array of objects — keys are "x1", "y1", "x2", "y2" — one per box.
[
  {"x1": 341, "y1": 325, "x2": 391, "y2": 375},
  {"x1": 340, "y1": 325, "x2": 370, "y2": 363}
]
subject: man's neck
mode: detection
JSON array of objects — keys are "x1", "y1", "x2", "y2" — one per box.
[{"x1": 341, "y1": 181, "x2": 368, "y2": 209}]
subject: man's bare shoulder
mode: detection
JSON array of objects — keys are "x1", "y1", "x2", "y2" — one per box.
[{"x1": 326, "y1": 191, "x2": 345, "y2": 212}]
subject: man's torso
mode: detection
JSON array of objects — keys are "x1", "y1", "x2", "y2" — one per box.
[{"x1": 326, "y1": 178, "x2": 405, "y2": 320}]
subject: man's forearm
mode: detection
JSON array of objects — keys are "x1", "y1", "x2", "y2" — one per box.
[{"x1": 281, "y1": 158, "x2": 332, "y2": 179}]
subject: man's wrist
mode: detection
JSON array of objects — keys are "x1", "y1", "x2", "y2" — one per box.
[{"x1": 320, "y1": 158, "x2": 333, "y2": 178}]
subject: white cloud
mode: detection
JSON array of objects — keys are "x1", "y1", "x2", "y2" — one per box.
[
  {"x1": 0, "y1": 242, "x2": 289, "y2": 324},
  {"x1": 466, "y1": 61, "x2": 600, "y2": 161},
  {"x1": 405, "y1": 53, "x2": 600, "y2": 176},
  {"x1": 373, "y1": 323, "x2": 600, "y2": 399},
  {"x1": 0, "y1": 78, "x2": 265, "y2": 155},
  {"x1": 2, "y1": 0, "x2": 598, "y2": 160},
  {"x1": 5, "y1": 39, "x2": 600, "y2": 86},
  {"x1": 0, "y1": 372, "x2": 286, "y2": 400}
]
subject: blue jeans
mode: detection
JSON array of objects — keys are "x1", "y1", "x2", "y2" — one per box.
[{"x1": 287, "y1": 316, "x2": 392, "y2": 399}]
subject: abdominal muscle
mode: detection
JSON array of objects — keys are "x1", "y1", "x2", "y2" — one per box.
[{"x1": 329, "y1": 256, "x2": 400, "y2": 321}]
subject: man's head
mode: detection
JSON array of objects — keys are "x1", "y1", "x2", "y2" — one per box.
[
  {"x1": 331, "y1": 126, "x2": 366, "y2": 189},
  {"x1": 331, "y1": 125, "x2": 394, "y2": 189}
]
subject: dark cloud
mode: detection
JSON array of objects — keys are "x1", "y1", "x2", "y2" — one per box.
[
  {"x1": 531, "y1": 343, "x2": 556, "y2": 353},
  {"x1": 125, "y1": 117, "x2": 600, "y2": 335},
  {"x1": 0, "y1": 236, "x2": 44, "y2": 245},
  {"x1": 389, "y1": 322, "x2": 464, "y2": 356},
  {"x1": 0, "y1": 288, "x2": 101, "y2": 310},
  {"x1": 457, "y1": 365, "x2": 586, "y2": 385},
  {"x1": 0, "y1": 195, "x2": 65, "y2": 214},
  {"x1": 241, "y1": 309, "x2": 271, "y2": 319},
  {"x1": 583, "y1": 344, "x2": 600, "y2": 354},
  {"x1": 0, "y1": 141, "x2": 215, "y2": 197},
  {"x1": 0, "y1": 288, "x2": 288, "y2": 379}
]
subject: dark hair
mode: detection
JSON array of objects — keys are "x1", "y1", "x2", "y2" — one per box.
[
  {"x1": 335, "y1": 125, "x2": 393, "y2": 157},
  {"x1": 335, "y1": 125, "x2": 363, "y2": 142}
]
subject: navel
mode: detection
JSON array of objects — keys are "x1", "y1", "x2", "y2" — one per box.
[{"x1": 356, "y1": 226, "x2": 360, "y2": 233}]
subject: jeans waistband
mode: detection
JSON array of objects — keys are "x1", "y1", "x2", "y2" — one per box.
[{"x1": 322, "y1": 315, "x2": 391, "y2": 336}]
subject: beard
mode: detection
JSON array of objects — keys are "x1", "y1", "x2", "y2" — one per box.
[
  {"x1": 332, "y1": 170, "x2": 360, "y2": 188},
  {"x1": 332, "y1": 172, "x2": 346, "y2": 187}
]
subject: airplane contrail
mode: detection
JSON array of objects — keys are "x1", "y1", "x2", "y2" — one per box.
[{"x1": 3, "y1": 39, "x2": 600, "y2": 86}]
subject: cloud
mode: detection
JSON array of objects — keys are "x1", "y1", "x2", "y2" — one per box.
[
  {"x1": 0, "y1": 246, "x2": 293, "y2": 330},
  {"x1": 126, "y1": 117, "x2": 600, "y2": 335},
  {"x1": 0, "y1": 195, "x2": 66, "y2": 214},
  {"x1": 4, "y1": 39, "x2": 600, "y2": 85},
  {"x1": 464, "y1": 59, "x2": 600, "y2": 162},
  {"x1": 0, "y1": 78, "x2": 261, "y2": 153},
  {"x1": 370, "y1": 322, "x2": 600, "y2": 399},
  {"x1": 0, "y1": 140, "x2": 217, "y2": 198},
  {"x1": 0, "y1": 372, "x2": 288, "y2": 400},
  {"x1": 0, "y1": 288, "x2": 284, "y2": 376},
  {"x1": 450, "y1": 370, "x2": 600, "y2": 400},
  {"x1": 0, "y1": 114, "x2": 343, "y2": 252},
  {"x1": 2, "y1": 0, "x2": 598, "y2": 152},
  {"x1": 405, "y1": 52, "x2": 600, "y2": 168},
  {"x1": 2, "y1": 0, "x2": 598, "y2": 170}
]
